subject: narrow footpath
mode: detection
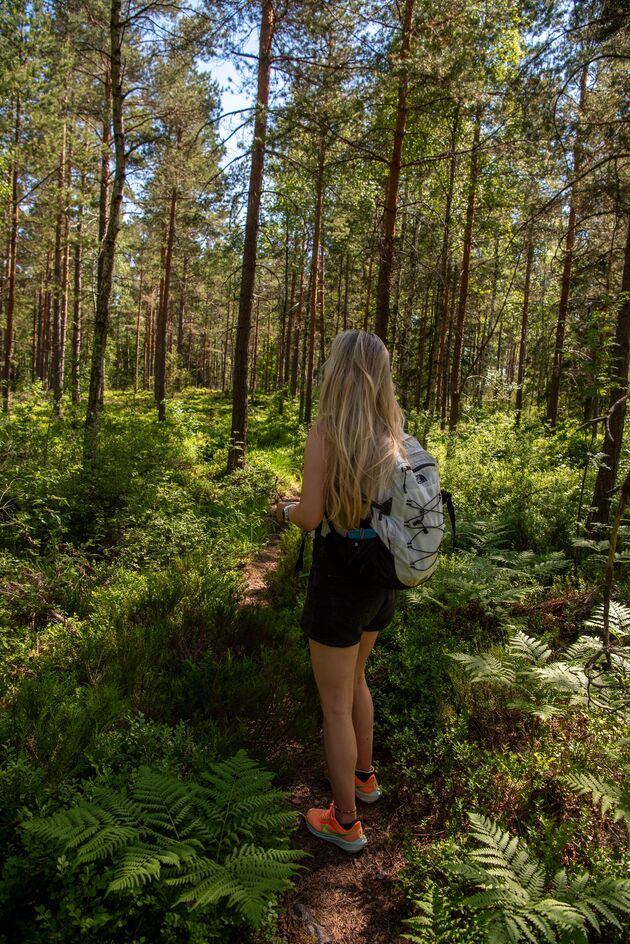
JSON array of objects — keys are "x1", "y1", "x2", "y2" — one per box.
[{"x1": 242, "y1": 533, "x2": 410, "y2": 944}]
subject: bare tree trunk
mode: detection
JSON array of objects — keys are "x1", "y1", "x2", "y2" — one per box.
[
  {"x1": 134, "y1": 261, "x2": 143, "y2": 395},
  {"x1": 515, "y1": 236, "x2": 533, "y2": 425},
  {"x1": 84, "y1": 0, "x2": 126, "y2": 460},
  {"x1": 155, "y1": 184, "x2": 177, "y2": 421},
  {"x1": 374, "y1": 0, "x2": 414, "y2": 343},
  {"x1": 2, "y1": 91, "x2": 21, "y2": 414},
  {"x1": 343, "y1": 252, "x2": 350, "y2": 330},
  {"x1": 304, "y1": 140, "x2": 325, "y2": 425},
  {"x1": 52, "y1": 118, "x2": 68, "y2": 415},
  {"x1": 291, "y1": 262, "x2": 305, "y2": 396},
  {"x1": 31, "y1": 292, "x2": 38, "y2": 383},
  {"x1": 71, "y1": 170, "x2": 85, "y2": 404},
  {"x1": 546, "y1": 63, "x2": 588, "y2": 429},
  {"x1": 177, "y1": 254, "x2": 187, "y2": 358},
  {"x1": 318, "y1": 244, "x2": 326, "y2": 363},
  {"x1": 363, "y1": 255, "x2": 373, "y2": 331},
  {"x1": 448, "y1": 109, "x2": 481, "y2": 430},
  {"x1": 588, "y1": 214, "x2": 630, "y2": 528},
  {"x1": 284, "y1": 267, "x2": 296, "y2": 384},
  {"x1": 250, "y1": 295, "x2": 260, "y2": 396},
  {"x1": 227, "y1": 0, "x2": 276, "y2": 470}
]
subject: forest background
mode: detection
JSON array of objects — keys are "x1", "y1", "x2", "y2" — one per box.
[{"x1": 1, "y1": 0, "x2": 629, "y2": 942}]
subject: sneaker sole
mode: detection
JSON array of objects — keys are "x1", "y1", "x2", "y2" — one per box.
[
  {"x1": 355, "y1": 788, "x2": 382, "y2": 803},
  {"x1": 305, "y1": 820, "x2": 367, "y2": 853}
]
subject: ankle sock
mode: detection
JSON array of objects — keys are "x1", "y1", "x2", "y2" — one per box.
[
  {"x1": 355, "y1": 768, "x2": 373, "y2": 783},
  {"x1": 335, "y1": 813, "x2": 358, "y2": 829}
]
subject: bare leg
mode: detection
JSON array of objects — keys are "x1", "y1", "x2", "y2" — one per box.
[
  {"x1": 353, "y1": 631, "x2": 379, "y2": 771},
  {"x1": 309, "y1": 639, "x2": 359, "y2": 825}
]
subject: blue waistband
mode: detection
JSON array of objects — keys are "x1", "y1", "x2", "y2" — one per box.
[{"x1": 346, "y1": 528, "x2": 377, "y2": 540}]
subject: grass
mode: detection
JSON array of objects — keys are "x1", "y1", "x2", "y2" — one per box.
[{"x1": 1, "y1": 389, "x2": 629, "y2": 944}]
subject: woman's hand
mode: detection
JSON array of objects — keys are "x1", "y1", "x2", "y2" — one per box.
[{"x1": 270, "y1": 500, "x2": 297, "y2": 524}]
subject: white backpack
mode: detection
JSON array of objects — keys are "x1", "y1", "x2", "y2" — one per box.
[{"x1": 319, "y1": 434, "x2": 452, "y2": 590}]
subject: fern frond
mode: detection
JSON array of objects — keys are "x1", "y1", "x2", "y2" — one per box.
[
  {"x1": 563, "y1": 773, "x2": 630, "y2": 827},
  {"x1": 530, "y1": 663, "x2": 586, "y2": 693},
  {"x1": 449, "y1": 653, "x2": 515, "y2": 685},
  {"x1": 585, "y1": 601, "x2": 630, "y2": 639},
  {"x1": 450, "y1": 812, "x2": 630, "y2": 944},
  {"x1": 24, "y1": 750, "x2": 302, "y2": 931},
  {"x1": 509, "y1": 632, "x2": 552, "y2": 665}
]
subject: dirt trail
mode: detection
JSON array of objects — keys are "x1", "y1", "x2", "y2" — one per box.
[{"x1": 242, "y1": 533, "x2": 409, "y2": 944}]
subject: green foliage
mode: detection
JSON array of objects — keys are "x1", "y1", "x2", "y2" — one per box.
[
  {"x1": 19, "y1": 752, "x2": 301, "y2": 939},
  {"x1": 449, "y1": 611, "x2": 630, "y2": 718},
  {"x1": 563, "y1": 773, "x2": 630, "y2": 835},
  {"x1": 405, "y1": 813, "x2": 630, "y2": 944},
  {"x1": 426, "y1": 416, "x2": 585, "y2": 555}
]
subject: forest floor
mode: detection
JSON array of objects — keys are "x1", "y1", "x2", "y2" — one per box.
[{"x1": 242, "y1": 532, "x2": 412, "y2": 944}]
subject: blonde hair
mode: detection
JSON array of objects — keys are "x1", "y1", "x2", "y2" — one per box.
[{"x1": 316, "y1": 330, "x2": 405, "y2": 531}]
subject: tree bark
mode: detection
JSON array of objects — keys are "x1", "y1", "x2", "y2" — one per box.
[
  {"x1": 155, "y1": 184, "x2": 178, "y2": 421},
  {"x1": 546, "y1": 63, "x2": 588, "y2": 429},
  {"x1": 71, "y1": 170, "x2": 85, "y2": 404},
  {"x1": 374, "y1": 0, "x2": 414, "y2": 343},
  {"x1": 83, "y1": 0, "x2": 126, "y2": 460},
  {"x1": 284, "y1": 267, "x2": 296, "y2": 384},
  {"x1": 304, "y1": 139, "x2": 325, "y2": 425},
  {"x1": 588, "y1": 213, "x2": 630, "y2": 528},
  {"x1": 515, "y1": 236, "x2": 533, "y2": 425},
  {"x1": 134, "y1": 261, "x2": 143, "y2": 395},
  {"x1": 177, "y1": 254, "x2": 187, "y2": 358},
  {"x1": 2, "y1": 91, "x2": 21, "y2": 414},
  {"x1": 448, "y1": 109, "x2": 482, "y2": 430},
  {"x1": 52, "y1": 119, "x2": 68, "y2": 415},
  {"x1": 291, "y1": 262, "x2": 305, "y2": 396},
  {"x1": 227, "y1": 0, "x2": 276, "y2": 471}
]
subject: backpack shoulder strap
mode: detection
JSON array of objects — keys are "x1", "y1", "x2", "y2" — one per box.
[{"x1": 441, "y1": 490, "x2": 456, "y2": 546}]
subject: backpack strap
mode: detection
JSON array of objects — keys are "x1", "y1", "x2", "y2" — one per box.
[
  {"x1": 441, "y1": 490, "x2": 456, "y2": 546},
  {"x1": 294, "y1": 522, "x2": 322, "y2": 575}
]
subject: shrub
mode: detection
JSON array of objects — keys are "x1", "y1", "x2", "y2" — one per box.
[{"x1": 2, "y1": 752, "x2": 302, "y2": 943}]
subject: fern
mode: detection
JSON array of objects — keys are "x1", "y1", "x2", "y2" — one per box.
[
  {"x1": 563, "y1": 772, "x2": 630, "y2": 833},
  {"x1": 431, "y1": 813, "x2": 630, "y2": 944},
  {"x1": 508, "y1": 631, "x2": 552, "y2": 666},
  {"x1": 449, "y1": 653, "x2": 516, "y2": 685},
  {"x1": 449, "y1": 601, "x2": 630, "y2": 716},
  {"x1": 585, "y1": 601, "x2": 630, "y2": 639},
  {"x1": 24, "y1": 750, "x2": 302, "y2": 929}
]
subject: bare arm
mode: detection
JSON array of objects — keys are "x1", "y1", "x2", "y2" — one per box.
[{"x1": 272, "y1": 424, "x2": 325, "y2": 531}]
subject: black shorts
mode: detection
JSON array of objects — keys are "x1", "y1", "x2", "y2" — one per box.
[{"x1": 300, "y1": 534, "x2": 400, "y2": 648}]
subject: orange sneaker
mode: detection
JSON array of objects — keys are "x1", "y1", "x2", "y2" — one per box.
[
  {"x1": 354, "y1": 768, "x2": 382, "y2": 804},
  {"x1": 305, "y1": 802, "x2": 367, "y2": 853}
]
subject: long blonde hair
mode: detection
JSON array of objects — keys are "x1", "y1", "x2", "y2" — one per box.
[{"x1": 316, "y1": 330, "x2": 405, "y2": 531}]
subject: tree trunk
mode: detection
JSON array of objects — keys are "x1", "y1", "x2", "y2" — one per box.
[
  {"x1": 250, "y1": 295, "x2": 260, "y2": 396},
  {"x1": 155, "y1": 184, "x2": 178, "y2": 421},
  {"x1": 134, "y1": 261, "x2": 143, "y2": 395},
  {"x1": 284, "y1": 267, "x2": 296, "y2": 384},
  {"x1": 83, "y1": 0, "x2": 126, "y2": 460},
  {"x1": 343, "y1": 252, "x2": 350, "y2": 330},
  {"x1": 318, "y1": 245, "x2": 326, "y2": 364},
  {"x1": 515, "y1": 236, "x2": 533, "y2": 425},
  {"x1": 304, "y1": 140, "x2": 325, "y2": 425},
  {"x1": 71, "y1": 170, "x2": 85, "y2": 404},
  {"x1": 227, "y1": 0, "x2": 276, "y2": 471},
  {"x1": 2, "y1": 91, "x2": 21, "y2": 414},
  {"x1": 177, "y1": 254, "x2": 187, "y2": 358},
  {"x1": 588, "y1": 214, "x2": 630, "y2": 528},
  {"x1": 374, "y1": 0, "x2": 414, "y2": 343},
  {"x1": 52, "y1": 119, "x2": 68, "y2": 415},
  {"x1": 291, "y1": 263, "x2": 305, "y2": 396},
  {"x1": 546, "y1": 63, "x2": 588, "y2": 429},
  {"x1": 448, "y1": 109, "x2": 482, "y2": 430}
]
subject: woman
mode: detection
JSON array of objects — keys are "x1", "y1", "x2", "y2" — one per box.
[{"x1": 272, "y1": 330, "x2": 405, "y2": 853}]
